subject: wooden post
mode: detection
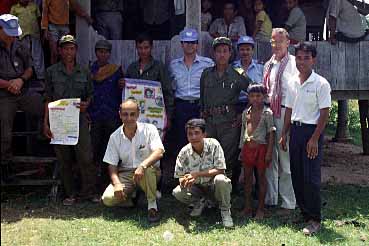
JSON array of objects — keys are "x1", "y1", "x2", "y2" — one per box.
[
  {"x1": 76, "y1": 0, "x2": 91, "y2": 66},
  {"x1": 186, "y1": 0, "x2": 201, "y2": 35},
  {"x1": 333, "y1": 100, "x2": 352, "y2": 142},
  {"x1": 358, "y1": 100, "x2": 369, "y2": 155}
]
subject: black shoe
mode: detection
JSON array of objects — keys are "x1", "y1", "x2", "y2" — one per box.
[{"x1": 148, "y1": 208, "x2": 160, "y2": 223}]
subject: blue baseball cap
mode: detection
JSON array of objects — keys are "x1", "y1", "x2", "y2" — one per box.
[
  {"x1": 0, "y1": 14, "x2": 22, "y2": 37},
  {"x1": 237, "y1": 36, "x2": 255, "y2": 46},
  {"x1": 179, "y1": 28, "x2": 199, "y2": 42}
]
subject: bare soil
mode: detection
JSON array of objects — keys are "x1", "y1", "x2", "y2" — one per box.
[{"x1": 322, "y1": 138, "x2": 369, "y2": 186}]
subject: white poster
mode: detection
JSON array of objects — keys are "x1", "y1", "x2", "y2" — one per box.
[
  {"x1": 123, "y1": 79, "x2": 166, "y2": 137},
  {"x1": 48, "y1": 98, "x2": 80, "y2": 145}
]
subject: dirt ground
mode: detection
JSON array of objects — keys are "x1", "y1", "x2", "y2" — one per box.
[{"x1": 322, "y1": 138, "x2": 369, "y2": 186}]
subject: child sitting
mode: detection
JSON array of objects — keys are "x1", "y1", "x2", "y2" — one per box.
[
  {"x1": 10, "y1": 0, "x2": 45, "y2": 79},
  {"x1": 201, "y1": 0, "x2": 213, "y2": 32},
  {"x1": 253, "y1": 0, "x2": 272, "y2": 42},
  {"x1": 239, "y1": 83, "x2": 275, "y2": 219}
]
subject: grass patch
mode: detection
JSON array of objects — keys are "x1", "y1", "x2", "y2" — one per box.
[
  {"x1": 327, "y1": 100, "x2": 363, "y2": 146},
  {"x1": 1, "y1": 185, "x2": 369, "y2": 246}
]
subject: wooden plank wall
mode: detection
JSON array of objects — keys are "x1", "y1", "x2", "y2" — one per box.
[{"x1": 83, "y1": 30, "x2": 369, "y2": 93}]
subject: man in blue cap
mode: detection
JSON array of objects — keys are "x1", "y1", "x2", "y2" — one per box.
[
  {"x1": 233, "y1": 36, "x2": 264, "y2": 110},
  {"x1": 0, "y1": 14, "x2": 43, "y2": 174},
  {"x1": 169, "y1": 28, "x2": 214, "y2": 153}
]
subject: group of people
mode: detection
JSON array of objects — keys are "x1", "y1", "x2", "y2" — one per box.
[
  {"x1": 1, "y1": 7, "x2": 334, "y2": 235},
  {"x1": 202, "y1": 0, "x2": 306, "y2": 44}
]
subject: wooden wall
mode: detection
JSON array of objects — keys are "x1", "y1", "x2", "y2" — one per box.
[{"x1": 82, "y1": 31, "x2": 369, "y2": 98}]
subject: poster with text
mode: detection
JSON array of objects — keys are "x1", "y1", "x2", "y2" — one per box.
[
  {"x1": 48, "y1": 98, "x2": 80, "y2": 145},
  {"x1": 123, "y1": 79, "x2": 166, "y2": 137}
]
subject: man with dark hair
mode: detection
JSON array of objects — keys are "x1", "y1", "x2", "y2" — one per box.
[
  {"x1": 173, "y1": 118, "x2": 233, "y2": 228},
  {"x1": 280, "y1": 42, "x2": 331, "y2": 235},
  {"x1": 125, "y1": 33, "x2": 174, "y2": 125},
  {"x1": 169, "y1": 28, "x2": 214, "y2": 151},
  {"x1": 102, "y1": 99, "x2": 165, "y2": 223},
  {"x1": 88, "y1": 40, "x2": 124, "y2": 190},
  {"x1": 43, "y1": 35, "x2": 98, "y2": 206},
  {"x1": 0, "y1": 14, "x2": 43, "y2": 172},
  {"x1": 209, "y1": 1, "x2": 246, "y2": 42},
  {"x1": 200, "y1": 37, "x2": 252, "y2": 193}
]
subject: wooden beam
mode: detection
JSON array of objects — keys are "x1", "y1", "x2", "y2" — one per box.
[
  {"x1": 331, "y1": 91, "x2": 369, "y2": 100},
  {"x1": 76, "y1": 0, "x2": 91, "y2": 66},
  {"x1": 186, "y1": 0, "x2": 201, "y2": 34}
]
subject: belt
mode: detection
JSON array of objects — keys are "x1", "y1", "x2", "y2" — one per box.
[
  {"x1": 291, "y1": 121, "x2": 317, "y2": 127},
  {"x1": 175, "y1": 98, "x2": 199, "y2": 104}
]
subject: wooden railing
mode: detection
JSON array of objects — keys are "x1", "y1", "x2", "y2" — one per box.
[{"x1": 78, "y1": 31, "x2": 369, "y2": 99}]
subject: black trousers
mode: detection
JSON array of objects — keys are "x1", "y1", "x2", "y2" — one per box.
[{"x1": 289, "y1": 124, "x2": 322, "y2": 222}]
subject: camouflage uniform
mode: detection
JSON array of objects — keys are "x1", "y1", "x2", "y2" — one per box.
[{"x1": 172, "y1": 138, "x2": 232, "y2": 210}]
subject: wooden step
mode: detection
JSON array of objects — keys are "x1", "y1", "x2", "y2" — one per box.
[
  {"x1": 1, "y1": 179, "x2": 60, "y2": 186},
  {"x1": 12, "y1": 131, "x2": 39, "y2": 137},
  {"x1": 11, "y1": 156, "x2": 57, "y2": 164}
]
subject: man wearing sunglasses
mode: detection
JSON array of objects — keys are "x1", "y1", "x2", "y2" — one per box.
[{"x1": 169, "y1": 28, "x2": 214, "y2": 153}]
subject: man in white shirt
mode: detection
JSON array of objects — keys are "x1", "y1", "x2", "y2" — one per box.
[
  {"x1": 280, "y1": 42, "x2": 331, "y2": 235},
  {"x1": 263, "y1": 28, "x2": 297, "y2": 213},
  {"x1": 101, "y1": 99, "x2": 165, "y2": 223},
  {"x1": 327, "y1": 0, "x2": 366, "y2": 44}
]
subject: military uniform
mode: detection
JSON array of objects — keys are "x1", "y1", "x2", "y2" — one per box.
[
  {"x1": 45, "y1": 58, "x2": 97, "y2": 199},
  {"x1": 200, "y1": 65, "x2": 251, "y2": 179},
  {"x1": 0, "y1": 15, "x2": 43, "y2": 163}
]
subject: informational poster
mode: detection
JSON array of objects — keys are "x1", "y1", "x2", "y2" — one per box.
[
  {"x1": 48, "y1": 98, "x2": 80, "y2": 145},
  {"x1": 123, "y1": 79, "x2": 166, "y2": 137}
]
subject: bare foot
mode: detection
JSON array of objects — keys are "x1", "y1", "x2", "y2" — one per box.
[
  {"x1": 254, "y1": 209, "x2": 264, "y2": 220},
  {"x1": 242, "y1": 208, "x2": 253, "y2": 217}
]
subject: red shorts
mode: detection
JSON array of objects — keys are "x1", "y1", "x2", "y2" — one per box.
[{"x1": 241, "y1": 144, "x2": 268, "y2": 169}]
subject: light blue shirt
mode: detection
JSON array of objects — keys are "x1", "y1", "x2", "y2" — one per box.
[
  {"x1": 232, "y1": 59, "x2": 264, "y2": 102},
  {"x1": 170, "y1": 54, "x2": 214, "y2": 100}
]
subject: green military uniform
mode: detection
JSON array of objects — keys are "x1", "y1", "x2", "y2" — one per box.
[
  {"x1": 200, "y1": 64, "x2": 251, "y2": 179},
  {"x1": 126, "y1": 57, "x2": 174, "y2": 120},
  {"x1": 45, "y1": 61, "x2": 97, "y2": 199}
]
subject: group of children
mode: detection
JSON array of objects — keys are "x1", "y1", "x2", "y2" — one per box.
[{"x1": 201, "y1": 0, "x2": 306, "y2": 43}]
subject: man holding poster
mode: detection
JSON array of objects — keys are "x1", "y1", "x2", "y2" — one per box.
[
  {"x1": 126, "y1": 33, "x2": 174, "y2": 126},
  {"x1": 43, "y1": 35, "x2": 98, "y2": 206}
]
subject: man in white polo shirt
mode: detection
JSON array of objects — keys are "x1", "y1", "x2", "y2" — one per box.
[
  {"x1": 263, "y1": 28, "x2": 297, "y2": 213},
  {"x1": 280, "y1": 42, "x2": 331, "y2": 235},
  {"x1": 101, "y1": 99, "x2": 165, "y2": 223}
]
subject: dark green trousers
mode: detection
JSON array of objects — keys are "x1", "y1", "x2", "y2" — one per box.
[{"x1": 54, "y1": 113, "x2": 97, "y2": 198}]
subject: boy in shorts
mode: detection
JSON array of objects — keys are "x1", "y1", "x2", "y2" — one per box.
[{"x1": 239, "y1": 83, "x2": 275, "y2": 219}]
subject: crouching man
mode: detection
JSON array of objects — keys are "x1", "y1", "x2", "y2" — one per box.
[
  {"x1": 172, "y1": 119, "x2": 234, "y2": 228},
  {"x1": 101, "y1": 99, "x2": 164, "y2": 223}
]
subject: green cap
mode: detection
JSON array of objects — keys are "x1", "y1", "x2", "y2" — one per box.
[
  {"x1": 58, "y1": 35, "x2": 77, "y2": 47},
  {"x1": 212, "y1": 37, "x2": 232, "y2": 49},
  {"x1": 95, "y1": 39, "x2": 112, "y2": 51}
]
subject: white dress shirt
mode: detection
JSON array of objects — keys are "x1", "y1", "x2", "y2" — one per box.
[{"x1": 103, "y1": 122, "x2": 164, "y2": 169}]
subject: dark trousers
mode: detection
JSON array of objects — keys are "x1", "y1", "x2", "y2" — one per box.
[
  {"x1": 54, "y1": 113, "x2": 97, "y2": 198},
  {"x1": 0, "y1": 92, "x2": 43, "y2": 162},
  {"x1": 173, "y1": 99, "x2": 200, "y2": 152},
  {"x1": 289, "y1": 124, "x2": 322, "y2": 222},
  {"x1": 90, "y1": 118, "x2": 120, "y2": 191},
  {"x1": 336, "y1": 32, "x2": 365, "y2": 43},
  {"x1": 206, "y1": 116, "x2": 241, "y2": 183}
]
